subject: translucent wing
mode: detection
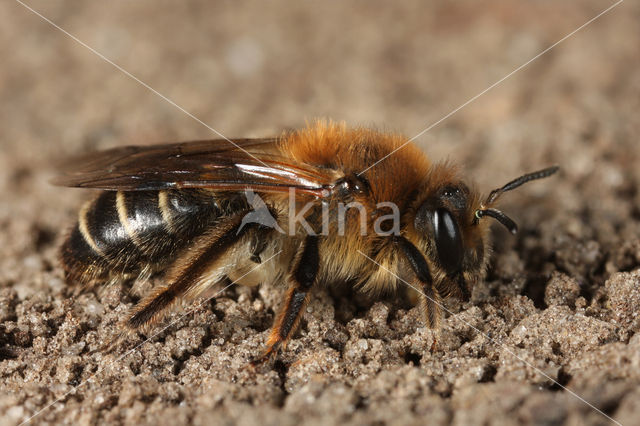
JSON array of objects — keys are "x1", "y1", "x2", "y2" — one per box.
[{"x1": 51, "y1": 138, "x2": 335, "y2": 197}]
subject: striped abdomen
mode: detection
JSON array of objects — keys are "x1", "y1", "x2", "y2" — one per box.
[{"x1": 61, "y1": 189, "x2": 229, "y2": 285}]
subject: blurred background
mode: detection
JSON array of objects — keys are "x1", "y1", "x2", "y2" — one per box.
[
  {"x1": 1, "y1": 0, "x2": 639, "y2": 424},
  {"x1": 2, "y1": 1, "x2": 636, "y2": 170}
]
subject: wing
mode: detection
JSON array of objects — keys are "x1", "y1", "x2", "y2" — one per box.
[{"x1": 51, "y1": 138, "x2": 336, "y2": 197}]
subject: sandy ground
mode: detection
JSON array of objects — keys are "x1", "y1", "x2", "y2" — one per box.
[{"x1": 1, "y1": 1, "x2": 639, "y2": 425}]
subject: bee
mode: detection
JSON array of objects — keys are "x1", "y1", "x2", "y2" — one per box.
[{"x1": 53, "y1": 121, "x2": 557, "y2": 362}]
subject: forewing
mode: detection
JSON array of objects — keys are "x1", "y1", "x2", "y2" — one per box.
[{"x1": 52, "y1": 138, "x2": 334, "y2": 196}]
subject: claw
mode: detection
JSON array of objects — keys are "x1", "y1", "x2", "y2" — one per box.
[
  {"x1": 429, "y1": 331, "x2": 440, "y2": 352},
  {"x1": 249, "y1": 341, "x2": 282, "y2": 367}
]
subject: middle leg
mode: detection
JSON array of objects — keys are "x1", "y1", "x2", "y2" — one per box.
[{"x1": 254, "y1": 235, "x2": 319, "y2": 363}]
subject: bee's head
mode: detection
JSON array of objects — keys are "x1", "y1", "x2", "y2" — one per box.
[{"x1": 412, "y1": 165, "x2": 558, "y2": 299}]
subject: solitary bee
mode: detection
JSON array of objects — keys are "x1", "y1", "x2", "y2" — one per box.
[{"x1": 53, "y1": 121, "x2": 557, "y2": 361}]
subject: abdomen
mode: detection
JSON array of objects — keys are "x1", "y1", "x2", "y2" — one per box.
[{"x1": 60, "y1": 189, "x2": 228, "y2": 285}]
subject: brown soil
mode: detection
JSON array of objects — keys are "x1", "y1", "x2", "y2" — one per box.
[{"x1": 1, "y1": 1, "x2": 639, "y2": 425}]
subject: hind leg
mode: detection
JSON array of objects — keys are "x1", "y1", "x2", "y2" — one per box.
[{"x1": 126, "y1": 213, "x2": 258, "y2": 330}]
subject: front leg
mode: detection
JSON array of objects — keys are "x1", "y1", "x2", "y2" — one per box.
[
  {"x1": 254, "y1": 235, "x2": 319, "y2": 364},
  {"x1": 396, "y1": 236, "x2": 443, "y2": 330}
]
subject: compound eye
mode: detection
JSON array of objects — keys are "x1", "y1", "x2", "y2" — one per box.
[{"x1": 433, "y1": 209, "x2": 464, "y2": 275}]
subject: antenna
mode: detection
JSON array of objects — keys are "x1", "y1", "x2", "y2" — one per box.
[
  {"x1": 485, "y1": 166, "x2": 559, "y2": 205},
  {"x1": 475, "y1": 166, "x2": 559, "y2": 234}
]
